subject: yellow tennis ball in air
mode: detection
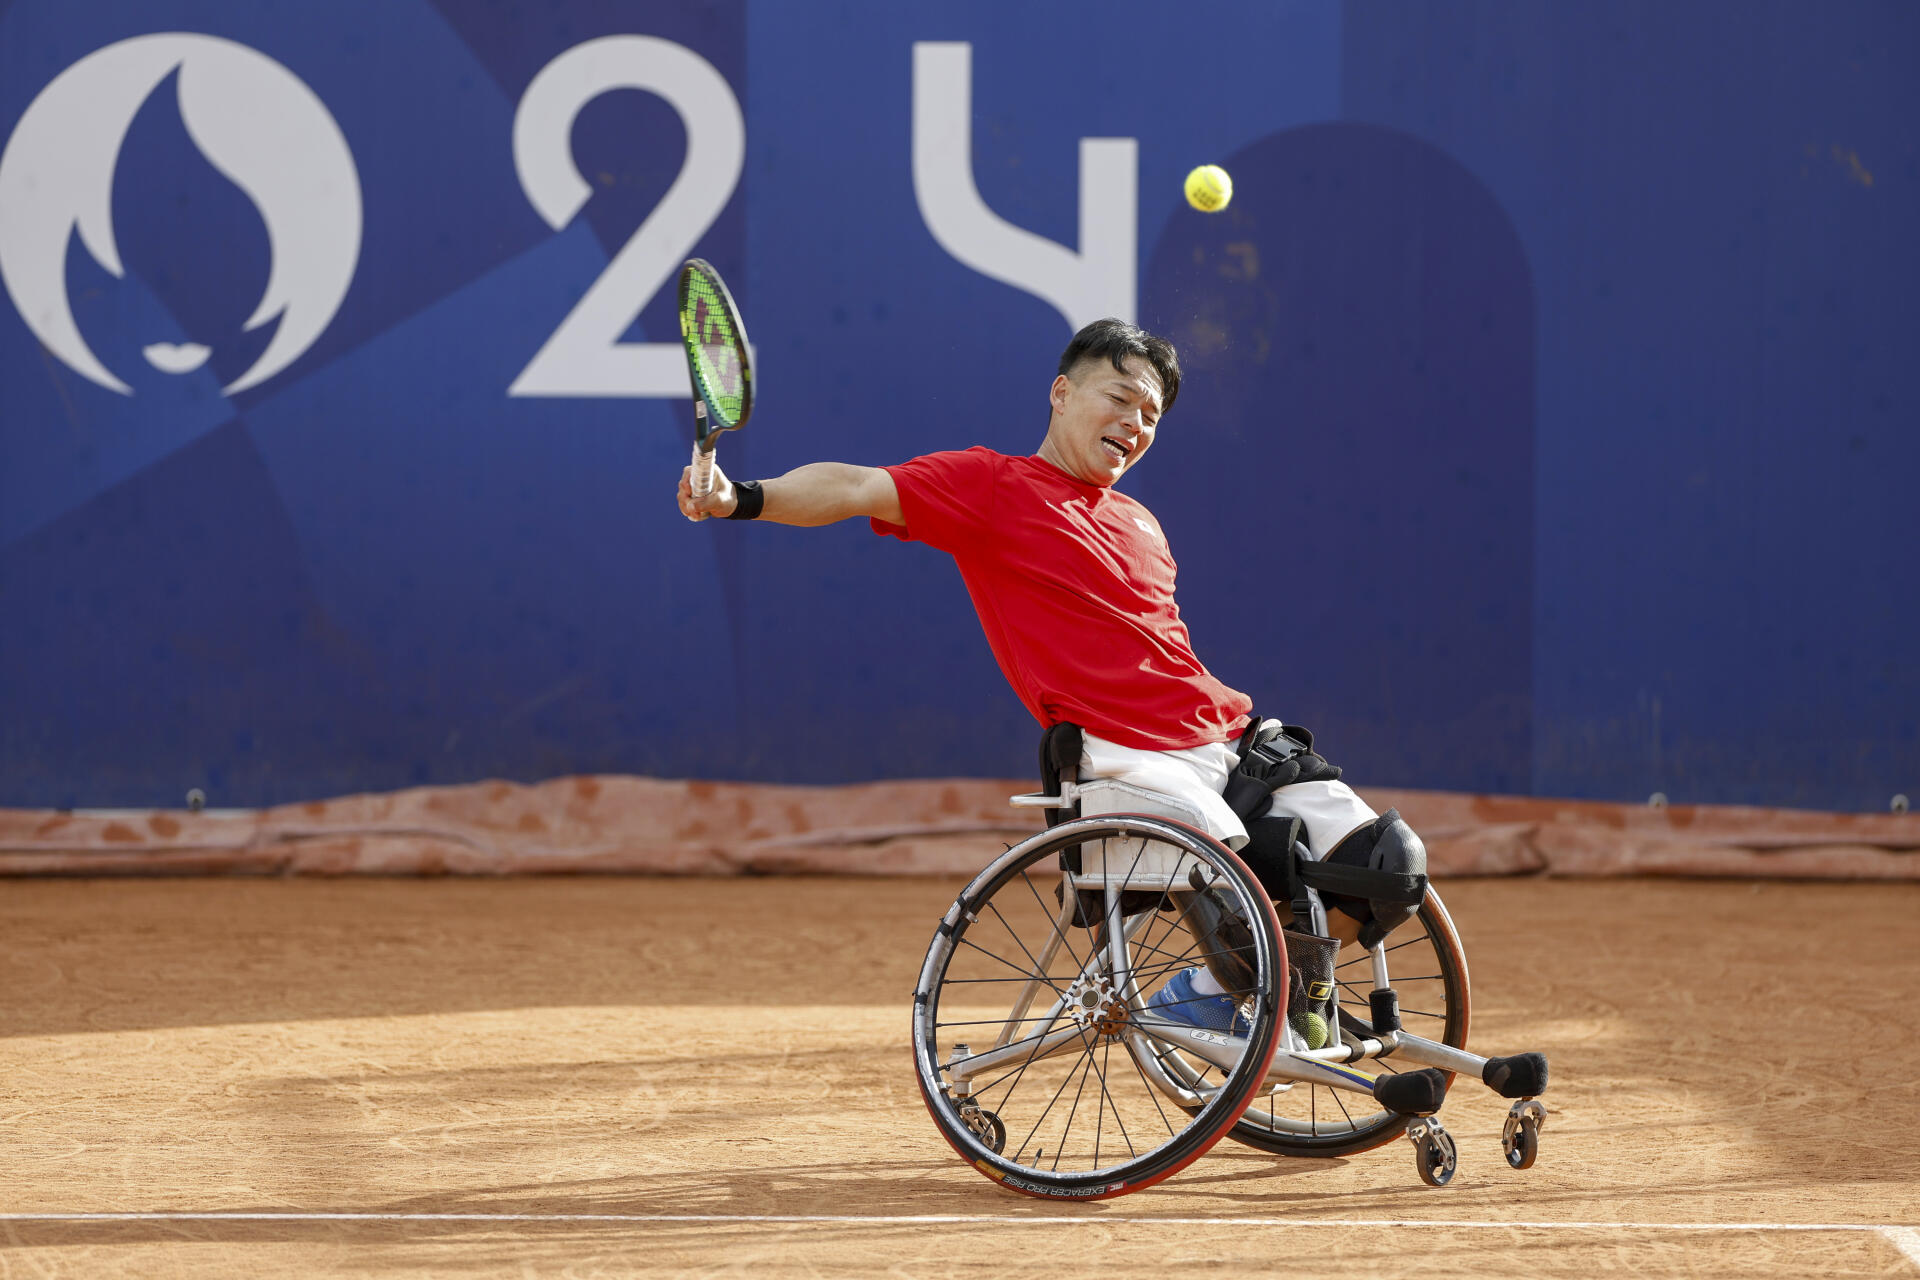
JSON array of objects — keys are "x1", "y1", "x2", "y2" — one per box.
[{"x1": 1184, "y1": 164, "x2": 1232, "y2": 212}]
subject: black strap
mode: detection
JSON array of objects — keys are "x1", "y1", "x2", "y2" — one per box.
[
  {"x1": 1239, "y1": 814, "x2": 1306, "y2": 912},
  {"x1": 1297, "y1": 861, "x2": 1426, "y2": 905}
]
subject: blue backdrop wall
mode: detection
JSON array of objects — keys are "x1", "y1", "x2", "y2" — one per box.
[{"x1": 1, "y1": 0, "x2": 1913, "y2": 811}]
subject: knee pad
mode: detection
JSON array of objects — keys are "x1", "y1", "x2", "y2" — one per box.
[{"x1": 1323, "y1": 808, "x2": 1428, "y2": 949}]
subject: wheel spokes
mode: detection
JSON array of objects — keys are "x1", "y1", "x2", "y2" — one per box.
[{"x1": 923, "y1": 821, "x2": 1279, "y2": 1182}]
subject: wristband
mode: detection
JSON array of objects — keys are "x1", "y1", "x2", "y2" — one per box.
[{"x1": 724, "y1": 479, "x2": 765, "y2": 520}]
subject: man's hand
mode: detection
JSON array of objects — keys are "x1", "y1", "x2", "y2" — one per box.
[{"x1": 678, "y1": 462, "x2": 735, "y2": 521}]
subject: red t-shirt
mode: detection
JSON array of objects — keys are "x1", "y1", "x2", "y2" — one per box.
[{"x1": 871, "y1": 447, "x2": 1251, "y2": 751}]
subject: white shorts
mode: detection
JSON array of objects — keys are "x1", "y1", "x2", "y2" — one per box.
[{"x1": 1078, "y1": 723, "x2": 1375, "y2": 858}]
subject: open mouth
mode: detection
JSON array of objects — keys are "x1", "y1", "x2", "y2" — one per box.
[
  {"x1": 143, "y1": 342, "x2": 213, "y2": 374},
  {"x1": 1100, "y1": 436, "x2": 1133, "y2": 463}
]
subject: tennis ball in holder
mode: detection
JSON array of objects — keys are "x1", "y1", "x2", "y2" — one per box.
[
  {"x1": 1290, "y1": 1010, "x2": 1329, "y2": 1051},
  {"x1": 1184, "y1": 164, "x2": 1232, "y2": 212}
]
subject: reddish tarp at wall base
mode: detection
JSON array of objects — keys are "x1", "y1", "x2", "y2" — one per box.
[{"x1": 1, "y1": 777, "x2": 1915, "y2": 880}]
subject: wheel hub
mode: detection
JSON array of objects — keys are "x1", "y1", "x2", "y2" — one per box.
[{"x1": 1064, "y1": 974, "x2": 1129, "y2": 1037}]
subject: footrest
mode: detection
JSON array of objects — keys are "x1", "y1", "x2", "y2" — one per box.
[
  {"x1": 1373, "y1": 1067, "x2": 1448, "y2": 1117},
  {"x1": 1482, "y1": 1052, "x2": 1549, "y2": 1099}
]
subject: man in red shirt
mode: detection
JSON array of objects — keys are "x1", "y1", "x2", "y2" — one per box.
[{"x1": 678, "y1": 319, "x2": 1425, "y2": 1035}]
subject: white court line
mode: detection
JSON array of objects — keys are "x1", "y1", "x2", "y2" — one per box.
[
  {"x1": 1887, "y1": 1228, "x2": 1920, "y2": 1266},
  {"x1": 0, "y1": 1213, "x2": 1912, "y2": 1234}
]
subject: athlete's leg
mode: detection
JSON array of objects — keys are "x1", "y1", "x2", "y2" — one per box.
[
  {"x1": 1076, "y1": 731, "x2": 1246, "y2": 846},
  {"x1": 1262, "y1": 777, "x2": 1376, "y2": 862},
  {"x1": 1302, "y1": 803, "x2": 1431, "y2": 950},
  {"x1": 1250, "y1": 727, "x2": 1425, "y2": 948}
]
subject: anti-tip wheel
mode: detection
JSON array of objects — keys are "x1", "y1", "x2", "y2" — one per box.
[
  {"x1": 961, "y1": 1106, "x2": 1006, "y2": 1154},
  {"x1": 1411, "y1": 1121, "x2": 1457, "y2": 1187}
]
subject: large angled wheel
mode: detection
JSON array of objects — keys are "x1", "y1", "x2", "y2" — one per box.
[
  {"x1": 914, "y1": 815, "x2": 1286, "y2": 1199},
  {"x1": 1225, "y1": 890, "x2": 1471, "y2": 1158}
]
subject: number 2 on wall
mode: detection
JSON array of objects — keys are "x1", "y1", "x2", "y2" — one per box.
[{"x1": 508, "y1": 36, "x2": 743, "y2": 398}]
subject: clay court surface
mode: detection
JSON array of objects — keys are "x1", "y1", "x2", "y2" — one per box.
[{"x1": 2, "y1": 875, "x2": 1917, "y2": 1277}]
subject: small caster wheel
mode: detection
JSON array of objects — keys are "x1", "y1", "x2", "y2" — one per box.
[
  {"x1": 1503, "y1": 1099, "x2": 1546, "y2": 1170},
  {"x1": 1503, "y1": 1116, "x2": 1538, "y2": 1169},
  {"x1": 1408, "y1": 1119, "x2": 1457, "y2": 1187},
  {"x1": 960, "y1": 1105, "x2": 1005, "y2": 1154}
]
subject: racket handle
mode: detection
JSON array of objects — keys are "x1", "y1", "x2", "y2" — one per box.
[{"x1": 691, "y1": 441, "x2": 716, "y2": 499}]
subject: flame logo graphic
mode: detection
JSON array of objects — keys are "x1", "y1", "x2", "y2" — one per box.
[{"x1": 0, "y1": 33, "x2": 361, "y2": 395}]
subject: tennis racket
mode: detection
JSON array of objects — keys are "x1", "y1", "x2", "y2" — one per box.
[{"x1": 677, "y1": 258, "x2": 754, "y2": 500}]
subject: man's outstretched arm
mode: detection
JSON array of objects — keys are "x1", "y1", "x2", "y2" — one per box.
[{"x1": 677, "y1": 460, "x2": 903, "y2": 528}]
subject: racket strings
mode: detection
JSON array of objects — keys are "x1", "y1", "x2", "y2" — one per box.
[{"x1": 680, "y1": 272, "x2": 749, "y2": 423}]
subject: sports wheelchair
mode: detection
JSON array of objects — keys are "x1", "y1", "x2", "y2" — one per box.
[{"x1": 911, "y1": 751, "x2": 1550, "y2": 1201}]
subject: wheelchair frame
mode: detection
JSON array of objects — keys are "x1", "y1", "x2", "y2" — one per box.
[{"x1": 910, "y1": 782, "x2": 1548, "y2": 1199}]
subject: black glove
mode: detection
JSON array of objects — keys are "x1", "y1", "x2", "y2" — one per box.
[{"x1": 1223, "y1": 722, "x2": 1342, "y2": 821}]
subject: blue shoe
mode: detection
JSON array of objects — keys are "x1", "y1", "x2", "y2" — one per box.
[{"x1": 1145, "y1": 968, "x2": 1250, "y2": 1036}]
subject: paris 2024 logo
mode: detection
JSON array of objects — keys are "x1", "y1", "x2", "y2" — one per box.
[{"x1": 0, "y1": 32, "x2": 361, "y2": 396}]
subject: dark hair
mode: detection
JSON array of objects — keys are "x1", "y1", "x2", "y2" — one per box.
[{"x1": 1057, "y1": 318, "x2": 1182, "y2": 416}]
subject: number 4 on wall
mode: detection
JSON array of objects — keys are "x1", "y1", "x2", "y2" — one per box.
[
  {"x1": 508, "y1": 36, "x2": 742, "y2": 399},
  {"x1": 912, "y1": 42, "x2": 1136, "y2": 333}
]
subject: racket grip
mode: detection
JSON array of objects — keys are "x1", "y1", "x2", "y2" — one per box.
[{"x1": 691, "y1": 442, "x2": 716, "y2": 499}]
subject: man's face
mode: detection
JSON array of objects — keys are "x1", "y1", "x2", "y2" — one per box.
[{"x1": 1038, "y1": 355, "x2": 1164, "y2": 487}]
